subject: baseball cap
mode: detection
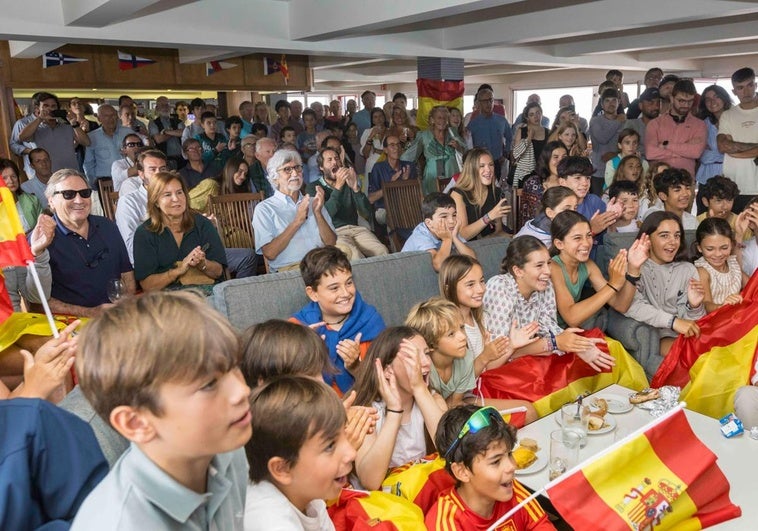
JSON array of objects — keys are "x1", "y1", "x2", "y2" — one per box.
[{"x1": 639, "y1": 88, "x2": 661, "y2": 102}]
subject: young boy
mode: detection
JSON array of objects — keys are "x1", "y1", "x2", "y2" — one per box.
[
  {"x1": 607, "y1": 180, "x2": 641, "y2": 233},
  {"x1": 224, "y1": 115, "x2": 243, "y2": 155},
  {"x1": 279, "y1": 125, "x2": 297, "y2": 148},
  {"x1": 195, "y1": 110, "x2": 230, "y2": 166},
  {"x1": 245, "y1": 376, "x2": 356, "y2": 530},
  {"x1": 402, "y1": 192, "x2": 477, "y2": 271},
  {"x1": 645, "y1": 167, "x2": 698, "y2": 229},
  {"x1": 558, "y1": 156, "x2": 619, "y2": 239},
  {"x1": 426, "y1": 405, "x2": 555, "y2": 530},
  {"x1": 405, "y1": 297, "x2": 475, "y2": 408},
  {"x1": 292, "y1": 246, "x2": 385, "y2": 395},
  {"x1": 71, "y1": 291, "x2": 252, "y2": 530},
  {"x1": 697, "y1": 175, "x2": 740, "y2": 227}
]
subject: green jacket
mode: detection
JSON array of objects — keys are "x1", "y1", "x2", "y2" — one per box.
[{"x1": 305, "y1": 177, "x2": 372, "y2": 229}]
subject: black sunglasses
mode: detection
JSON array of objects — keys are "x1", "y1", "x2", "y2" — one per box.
[
  {"x1": 54, "y1": 189, "x2": 93, "y2": 200},
  {"x1": 125, "y1": 142, "x2": 143, "y2": 148}
]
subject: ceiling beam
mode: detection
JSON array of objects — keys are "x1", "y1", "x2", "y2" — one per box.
[
  {"x1": 8, "y1": 40, "x2": 66, "y2": 58},
  {"x1": 62, "y1": 0, "x2": 167, "y2": 27},
  {"x1": 637, "y1": 41, "x2": 758, "y2": 62}
]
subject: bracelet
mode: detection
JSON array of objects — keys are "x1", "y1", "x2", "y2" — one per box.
[
  {"x1": 670, "y1": 316, "x2": 677, "y2": 330},
  {"x1": 548, "y1": 331, "x2": 558, "y2": 352},
  {"x1": 606, "y1": 282, "x2": 619, "y2": 293},
  {"x1": 625, "y1": 273, "x2": 640, "y2": 286},
  {"x1": 386, "y1": 408, "x2": 404, "y2": 415},
  {"x1": 200, "y1": 262, "x2": 207, "y2": 271},
  {"x1": 685, "y1": 301, "x2": 702, "y2": 311},
  {"x1": 482, "y1": 213, "x2": 491, "y2": 224}
]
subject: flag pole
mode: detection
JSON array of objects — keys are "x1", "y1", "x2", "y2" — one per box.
[
  {"x1": 486, "y1": 403, "x2": 687, "y2": 531},
  {"x1": 26, "y1": 260, "x2": 59, "y2": 338}
]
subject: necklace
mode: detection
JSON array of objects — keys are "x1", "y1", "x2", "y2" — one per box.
[{"x1": 323, "y1": 314, "x2": 349, "y2": 326}]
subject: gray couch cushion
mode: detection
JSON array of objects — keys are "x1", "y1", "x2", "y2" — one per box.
[{"x1": 468, "y1": 236, "x2": 510, "y2": 279}]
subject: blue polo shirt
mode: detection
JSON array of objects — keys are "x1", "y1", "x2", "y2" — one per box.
[
  {"x1": 467, "y1": 113, "x2": 513, "y2": 158},
  {"x1": 402, "y1": 222, "x2": 467, "y2": 252},
  {"x1": 0, "y1": 399, "x2": 108, "y2": 531},
  {"x1": 47, "y1": 214, "x2": 133, "y2": 307},
  {"x1": 368, "y1": 160, "x2": 417, "y2": 209}
]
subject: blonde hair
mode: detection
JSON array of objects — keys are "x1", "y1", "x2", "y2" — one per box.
[
  {"x1": 405, "y1": 297, "x2": 463, "y2": 349},
  {"x1": 454, "y1": 148, "x2": 496, "y2": 206},
  {"x1": 145, "y1": 171, "x2": 194, "y2": 233},
  {"x1": 548, "y1": 122, "x2": 586, "y2": 157},
  {"x1": 77, "y1": 291, "x2": 239, "y2": 420}
]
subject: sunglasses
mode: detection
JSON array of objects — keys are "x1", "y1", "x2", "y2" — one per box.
[
  {"x1": 54, "y1": 188, "x2": 93, "y2": 200},
  {"x1": 444, "y1": 406, "x2": 502, "y2": 460},
  {"x1": 125, "y1": 142, "x2": 143, "y2": 148}
]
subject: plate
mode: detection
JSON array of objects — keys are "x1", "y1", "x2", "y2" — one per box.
[
  {"x1": 514, "y1": 451, "x2": 547, "y2": 475},
  {"x1": 555, "y1": 414, "x2": 617, "y2": 435},
  {"x1": 592, "y1": 394, "x2": 633, "y2": 414}
]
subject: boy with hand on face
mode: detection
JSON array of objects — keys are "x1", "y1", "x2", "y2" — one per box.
[{"x1": 402, "y1": 193, "x2": 477, "y2": 271}]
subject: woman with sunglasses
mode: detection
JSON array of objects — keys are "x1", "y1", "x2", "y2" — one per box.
[{"x1": 133, "y1": 172, "x2": 226, "y2": 292}]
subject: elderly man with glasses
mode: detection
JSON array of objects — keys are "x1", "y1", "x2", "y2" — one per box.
[
  {"x1": 252, "y1": 149, "x2": 336, "y2": 272},
  {"x1": 35, "y1": 168, "x2": 135, "y2": 318}
]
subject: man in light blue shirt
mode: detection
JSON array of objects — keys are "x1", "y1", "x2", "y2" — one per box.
[
  {"x1": 352, "y1": 91, "x2": 375, "y2": 138},
  {"x1": 83, "y1": 104, "x2": 132, "y2": 186},
  {"x1": 467, "y1": 88, "x2": 512, "y2": 180},
  {"x1": 252, "y1": 149, "x2": 337, "y2": 272}
]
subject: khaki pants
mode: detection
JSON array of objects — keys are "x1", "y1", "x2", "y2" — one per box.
[{"x1": 335, "y1": 225, "x2": 388, "y2": 260}]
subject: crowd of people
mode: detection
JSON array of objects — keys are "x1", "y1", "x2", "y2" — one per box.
[{"x1": 1, "y1": 65, "x2": 757, "y2": 530}]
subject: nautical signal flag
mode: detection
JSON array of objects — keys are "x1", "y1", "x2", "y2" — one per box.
[
  {"x1": 416, "y1": 79, "x2": 464, "y2": 130},
  {"x1": 0, "y1": 181, "x2": 34, "y2": 268},
  {"x1": 118, "y1": 50, "x2": 156, "y2": 71},
  {"x1": 263, "y1": 55, "x2": 289, "y2": 84},
  {"x1": 479, "y1": 329, "x2": 649, "y2": 417},
  {"x1": 546, "y1": 407, "x2": 741, "y2": 530},
  {"x1": 206, "y1": 61, "x2": 237, "y2": 76},
  {"x1": 43, "y1": 51, "x2": 87, "y2": 68},
  {"x1": 652, "y1": 270, "x2": 758, "y2": 419}
]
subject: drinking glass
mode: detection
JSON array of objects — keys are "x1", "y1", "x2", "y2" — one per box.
[
  {"x1": 106, "y1": 279, "x2": 126, "y2": 303},
  {"x1": 561, "y1": 403, "x2": 590, "y2": 449},
  {"x1": 549, "y1": 429, "x2": 579, "y2": 481}
]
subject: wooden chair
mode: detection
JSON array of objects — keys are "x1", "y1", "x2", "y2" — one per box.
[
  {"x1": 512, "y1": 187, "x2": 524, "y2": 232},
  {"x1": 208, "y1": 192, "x2": 263, "y2": 250},
  {"x1": 381, "y1": 179, "x2": 423, "y2": 252},
  {"x1": 437, "y1": 177, "x2": 452, "y2": 192},
  {"x1": 97, "y1": 178, "x2": 115, "y2": 219},
  {"x1": 106, "y1": 191, "x2": 120, "y2": 220}
]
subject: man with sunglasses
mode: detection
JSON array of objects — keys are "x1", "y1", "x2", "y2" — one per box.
[
  {"x1": 36, "y1": 169, "x2": 134, "y2": 318},
  {"x1": 83, "y1": 104, "x2": 133, "y2": 187},
  {"x1": 110, "y1": 134, "x2": 144, "y2": 192}
]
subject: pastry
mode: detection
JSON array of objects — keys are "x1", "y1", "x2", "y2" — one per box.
[
  {"x1": 629, "y1": 388, "x2": 660, "y2": 404},
  {"x1": 518, "y1": 437, "x2": 539, "y2": 452},
  {"x1": 512, "y1": 447, "x2": 538, "y2": 469},
  {"x1": 588, "y1": 414, "x2": 606, "y2": 431}
]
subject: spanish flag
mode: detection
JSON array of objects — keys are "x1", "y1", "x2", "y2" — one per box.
[
  {"x1": 327, "y1": 488, "x2": 425, "y2": 530},
  {"x1": 0, "y1": 181, "x2": 34, "y2": 269},
  {"x1": 382, "y1": 454, "x2": 454, "y2": 513},
  {"x1": 416, "y1": 79, "x2": 464, "y2": 130},
  {"x1": 546, "y1": 407, "x2": 741, "y2": 530},
  {"x1": 652, "y1": 271, "x2": 758, "y2": 418},
  {"x1": 479, "y1": 329, "x2": 649, "y2": 417}
]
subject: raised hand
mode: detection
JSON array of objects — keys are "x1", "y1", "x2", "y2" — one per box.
[
  {"x1": 509, "y1": 320, "x2": 540, "y2": 350},
  {"x1": 18, "y1": 320, "x2": 80, "y2": 399},
  {"x1": 590, "y1": 209, "x2": 618, "y2": 235},
  {"x1": 627, "y1": 233, "x2": 650, "y2": 273},
  {"x1": 607, "y1": 249, "x2": 628, "y2": 290},
  {"x1": 30, "y1": 213, "x2": 56, "y2": 256},
  {"x1": 374, "y1": 359, "x2": 402, "y2": 411},
  {"x1": 311, "y1": 187, "x2": 324, "y2": 214},
  {"x1": 687, "y1": 277, "x2": 705, "y2": 309},
  {"x1": 337, "y1": 332, "x2": 362, "y2": 373}
]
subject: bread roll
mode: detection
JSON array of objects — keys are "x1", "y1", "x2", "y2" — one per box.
[
  {"x1": 512, "y1": 447, "x2": 538, "y2": 469},
  {"x1": 518, "y1": 437, "x2": 539, "y2": 452}
]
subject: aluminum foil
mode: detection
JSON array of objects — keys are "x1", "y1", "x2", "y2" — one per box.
[{"x1": 634, "y1": 386, "x2": 681, "y2": 417}]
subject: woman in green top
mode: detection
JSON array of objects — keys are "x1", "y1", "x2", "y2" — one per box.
[
  {"x1": 1, "y1": 158, "x2": 42, "y2": 233},
  {"x1": 549, "y1": 210, "x2": 648, "y2": 329},
  {"x1": 400, "y1": 106, "x2": 465, "y2": 195}
]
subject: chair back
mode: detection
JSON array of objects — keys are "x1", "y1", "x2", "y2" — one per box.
[
  {"x1": 106, "y1": 191, "x2": 120, "y2": 220},
  {"x1": 381, "y1": 179, "x2": 423, "y2": 252},
  {"x1": 208, "y1": 192, "x2": 263, "y2": 249},
  {"x1": 97, "y1": 178, "x2": 115, "y2": 219},
  {"x1": 512, "y1": 187, "x2": 524, "y2": 232}
]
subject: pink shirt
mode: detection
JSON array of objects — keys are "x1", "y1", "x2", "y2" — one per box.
[{"x1": 644, "y1": 113, "x2": 707, "y2": 177}]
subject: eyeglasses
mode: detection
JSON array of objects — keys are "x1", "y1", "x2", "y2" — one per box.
[
  {"x1": 444, "y1": 406, "x2": 502, "y2": 460},
  {"x1": 185, "y1": 146, "x2": 201, "y2": 152},
  {"x1": 125, "y1": 142, "x2": 142, "y2": 148},
  {"x1": 278, "y1": 164, "x2": 303, "y2": 175},
  {"x1": 54, "y1": 189, "x2": 93, "y2": 200}
]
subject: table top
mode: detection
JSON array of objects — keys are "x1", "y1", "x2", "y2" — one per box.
[{"x1": 514, "y1": 384, "x2": 756, "y2": 530}]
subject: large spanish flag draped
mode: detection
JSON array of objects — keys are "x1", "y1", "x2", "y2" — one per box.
[
  {"x1": 479, "y1": 329, "x2": 649, "y2": 417},
  {"x1": 546, "y1": 408, "x2": 741, "y2": 530},
  {"x1": 651, "y1": 271, "x2": 758, "y2": 418},
  {"x1": 382, "y1": 454, "x2": 454, "y2": 513},
  {"x1": 416, "y1": 79, "x2": 464, "y2": 130},
  {"x1": 327, "y1": 488, "x2": 425, "y2": 530}
]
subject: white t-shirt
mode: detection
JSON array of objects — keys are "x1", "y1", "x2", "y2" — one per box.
[
  {"x1": 741, "y1": 238, "x2": 758, "y2": 278},
  {"x1": 372, "y1": 401, "x2": 426, "y2": 468},
  {"x1": 719, "y1": 105, "x2": 758, "y2": 194},
  {"x1": 245, "y1": 480, "x2": 334, "y2": 531},
  {"x1": 464, "y1": 321, "x2": 485, "y2": 358}
]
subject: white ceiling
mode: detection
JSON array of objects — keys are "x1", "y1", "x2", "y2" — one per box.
[{"x1": 0, "y1": 0, "x2": 756, "y2": 91}]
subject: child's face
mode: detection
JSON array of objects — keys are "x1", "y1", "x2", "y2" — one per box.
[
  {"x1": 558, "y1": 127, "x2": 577, "y2": 148},
  {"x1": 282, "y1": 130, "x2": 296, "y2": 144},
  {"x1": 201, "y1": 117, "x2": 216, "y2": 136},
  {"x1": 546, "y1": 196, "x2": 578, "y2": 220},
  {"x1": 285, "y1": 428, "x2": 356, "y2": 512},
  {"x1": 148, "y1": 368, "x2": 252, "y2": 459},
  {"x1": 703, "y1": 196, "x2": 734, "y2": 219},
  {"x1": 555, "y1": 222, "x2": 593, "y2": 263},
  {"x1": 306, "y1": 269, "x2": 356, "y2": 321},
  {"x1": 435, "y1": 320, "x2": 468, "y2": 360},
  {"x1": 426, "y1": 206, "x2": 458, "y2": 237},
  {"x1": 559, "y1": 174, "x2": 590, "y2": 200},
  {"x1": 458, "y1": 439, "x2": 516, "y2": 507},
  {"x1": 659, "y1": 184, "x2": 691, "y2": 213},
  {"x1": 618, "y1": 136, "x2": 639, "y2": 156},
  {"x1": 455, "y1": 265, "x2": 486, "y2": 310},
  {"x1": 513, "y1": 248, "x2": 552, "y2": 293},
  {"x1": 228, "y1": 123, "x2": 242, "y2": 139},
  {"x1": 649, "y1": 219, "x2": 681, "y2": 264},
  {"x1": 697, "y1": 234, "x2": 732, "y2": 271},
  {"x1": 616, "y1": 192, "x2": 640, "y2": 222},
  {"x1": 303, "y1": 114, "x2": 316, "y2": 129},
  {"x1": 620, "y1": 159, "x2": 642, "y2": 182},
  {"x1": 548, "y1": 148, "x2": 568, "y2": 176}
]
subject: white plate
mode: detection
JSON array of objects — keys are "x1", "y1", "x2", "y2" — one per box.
[
  {"x1": 555, "y1": 414, "x2": 617, "y2": 435},
  {"x1": 592, "y1": 394, "x2": 633, "y2": 414},
  {"x1": 514, "y1": 451, "x2": 547, "y2": 475}
]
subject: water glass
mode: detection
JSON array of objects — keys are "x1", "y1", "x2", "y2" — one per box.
[
  {"x1": 561, "y1": 403, "x2": 590, "y2": 449},
  {"x1": 106, "y1": 278, "x2": 126, "y2": 303},
  {"x1": 549, "y1": 429, "x2": 579, "y2": 481}
]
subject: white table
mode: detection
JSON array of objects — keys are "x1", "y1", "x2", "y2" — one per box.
[{"x1": 515, "y1": 384, "x2": 756, "y2": 530}]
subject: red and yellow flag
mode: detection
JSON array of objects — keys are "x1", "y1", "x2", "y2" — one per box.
[
  {"x1": 382, "y1": 454, "x2": 454, "y2": 513},
  {"x1": 547, "y1": 408, "x2": 741, "y2": 530},
  {"x1": 479, "y1": 329, "x2": 649, "y2": 417},
  {"x1": 327, "y1": 488, "x2": 425, "y2": 530},
  {"x1": 0, "y1": 181, "x2": 34, "y2": 268},
  {"x1": 652, "y1": 271, "x2": 758, "y2": 418},
  {"x1": 416, "y1": 79, "x2": 464, "y2": 130}
]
